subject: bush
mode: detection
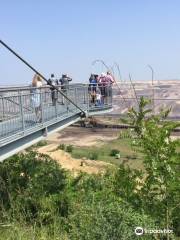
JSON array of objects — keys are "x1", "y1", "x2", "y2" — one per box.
[
  {"x1": 68, "y1": 196, "x2": 155, "y2": 240},
  {"x1": 89, "y1": 152, "x2": 98, "y2": 160},
  {"x1": 110, "y1": 149, "x2": 120, "y2": 157},
  {"x1": 0, "y1": 151, "x2": 68, "y2": 223},
  {"x1": 57, "y1": 144, "x2": 65, "y2": 150},
  {"x1": 26, "y1": 140, "x2": 48, "y2": 152},
  {"x1": 66, "y1": 145, "x2": 73, "y2": 153},
  {"x1": 35, "y1": 140, "x2": 48, "y2": 147}
]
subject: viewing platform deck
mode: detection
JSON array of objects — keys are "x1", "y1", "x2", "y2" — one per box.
[{"x1": 0, "y1": 84, "x2": 112, "y2": 161}]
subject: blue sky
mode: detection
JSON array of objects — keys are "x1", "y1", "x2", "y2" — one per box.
[{"x1": 0, "y1": 0, "x2": 180, "y2": 85}]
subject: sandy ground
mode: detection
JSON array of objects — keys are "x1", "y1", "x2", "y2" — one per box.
[
  {"x1": 38, "y1": 143, "x2": 112, "y2": 175},
  {"x1": 37, "y1": 126, "x2": 118, "y2": 175}
]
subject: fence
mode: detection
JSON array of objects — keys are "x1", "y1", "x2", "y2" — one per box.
[{"x1": 0, "y1": 84, "x2": 113, "y2": 141}]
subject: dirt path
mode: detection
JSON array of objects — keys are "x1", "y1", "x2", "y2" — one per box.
[{"x1": 46, "y1": 126, "x2": 119, "y2": 147}]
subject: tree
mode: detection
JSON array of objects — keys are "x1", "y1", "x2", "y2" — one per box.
[
  {"x1": 123, "y1": 97, "x2": 180, "y2": 239},
  {"x1": 122, "y1": 96, "x2": 152, "y2": 138},
  {"x1": 139, "y1": 116, "x2": 180, "y2": 238}
]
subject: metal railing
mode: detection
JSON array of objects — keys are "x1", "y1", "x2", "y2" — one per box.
[
  {"x1": 0, "y1": 84, "x2": 113, "y2": 143},
  {"x1": 1, "y1": 82, "x2": 179, "y2": 146}
]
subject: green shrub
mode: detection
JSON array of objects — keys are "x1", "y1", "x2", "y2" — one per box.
[
  {"x1": 26, "y1": 140, "x2": 48, "y2": 152},
  {"x1": 66, "y1": 145, "x2": 73, "y2": 153},
  {"x1": 0, "y1": 151, "x2": 68, "y2": 223},
  {"x1": 89, "y1": 152, "x2": 98, "y2": 160},
  {"x1": 35, "y1": 140, "x2": 48, "y2": 147},
  {"x1": 68, "y1": 196, "x2": 155, "y2": 240},
  {"x1": 110, "y1": 149, "x2": 120, "y2": 157},
  {"x1": 57, "y1": 144, "x2": 65, "y2": 150}
]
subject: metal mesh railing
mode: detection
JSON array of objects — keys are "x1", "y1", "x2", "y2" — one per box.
[
  {"x1": 0, "y1": 84, "x2": 113, "y2": 143},
  {"x1": 1, "y1": 81, "x2": 179, "y2": 145}
]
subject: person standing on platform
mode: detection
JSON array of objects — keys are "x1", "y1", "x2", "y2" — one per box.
[
  {"x1": 89, "y1": 74, "x2": 97, "y2": 105},
  {"x1": 59, "y1": 74, "x2": 72, "y2": 104},
  {"x1": 106, "y1": 71, "x2": 114, "y2": 102},
  {"x1": 31, "y1": 74, "x2": 43, "y2": 122},
  {"x1": 49, "y1": 73, "x2": 58, "y2": 106},
  {"x1": 98, "y1": 73, "x2": 107, "y2": 104},
  {"x1": 98, "y1": 72, "x2": 114, "y2": 105}
]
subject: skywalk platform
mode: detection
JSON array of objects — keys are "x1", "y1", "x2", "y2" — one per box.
[{"x1": 0, "y1": 84, "x2": 112, "y2": 161}]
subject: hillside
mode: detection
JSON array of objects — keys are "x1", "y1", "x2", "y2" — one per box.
[{"x1": 112, "y1": 80, "x2": 180, "y2": 119}]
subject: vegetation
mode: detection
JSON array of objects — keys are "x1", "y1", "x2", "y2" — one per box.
[
  {"x1": 66, "y1": 145, "x2": 73, "y2": 153},
  {"x1": 88, "y1": 151, "x2": 98, "y2": 160},
  {"x1": 110, "y1": 149, "x2": 120, "y2": 157},
  {"x1": 0, "y1": 97, "x2": 179, "y2": 239},
  {"x1": 121, "y1": 96, "x2": 152, "y2": 138},
  {"x1": 26, "y1": 140, "x2": 48, "y2": 152},
  {"x1": 57, "y1": 144, "x2": 73, "y2": 153},
  {"x1": 0, "y1": 152, "x2": 156, "y2": 240},
  {"x1": 35, "y1": 140, "x2": 48, "y2": 147},
  {"x1": 122, "y1": 97, "x2": 180, "y2": 238},
  {"x1": 71, "y1": 136, "x2": 144, "y2": 169},
  {"x1": 57, "y1": 143, "x2": 65, "y2": 150}
]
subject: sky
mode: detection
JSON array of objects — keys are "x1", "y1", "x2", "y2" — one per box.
[{"x1": 0, "y1": 0, "x2": 180, "y2": 85}]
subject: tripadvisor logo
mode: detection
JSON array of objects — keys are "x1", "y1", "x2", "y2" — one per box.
[
  {"x1": 134, "y1": 226, "x2": 173, "y2": 236},
  {"x1": 135, "y1": 227, "x2": 144, "y2": 236}
]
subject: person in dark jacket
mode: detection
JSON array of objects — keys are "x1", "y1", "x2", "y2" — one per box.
[
  {"x1": 49, "y1": 73, "x2": 58, "y2": 106},
  {"x1": 88, "y1": 74, "x2": 98, "y2": 105},
  {"x1": 59, "y1": 74, "x2": 72, "y2": 104}
]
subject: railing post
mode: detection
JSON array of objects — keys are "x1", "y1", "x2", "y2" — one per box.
[
  {"x1": 75, "y1": 87, "x2": 77, "y2": 107},
  {"x1": 2, "y1": 97, "x2": 5, "y2": 119},
  {"x1": 87, "y1": 85, "x2": 90, "y2": 112},
  {"x1": 83, "y1": 85, "x2": 86, "y2": 104},
  {"x1": 19, "y1": 91, "x2": 25, "y2": 132},
  {"x1": 56, "y1": 86, "x2": 60, "y2": 117},
  {"x1": 84, "y1": 85, "x2": 88, "y2": 111},
  {"x1": 40, "y1": 88, "x2": 44, "y2": 124},
  {"x1": 66, "y1": 88, "x2": 69, "y2": 114},
  {"x1": 110, "y1": 85, "x2": 113, "y2": 107},
  {"x1": 55, "y1": 95, "x2": 58, "y2": 119}
]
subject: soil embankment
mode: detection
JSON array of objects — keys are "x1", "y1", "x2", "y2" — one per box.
[{"x1": 38, "y1": 143, "x2": 112, "y2": 175}]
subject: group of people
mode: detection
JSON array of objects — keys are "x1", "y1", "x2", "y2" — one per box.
[
  {"x1": 48, "y1": 73, "x2": 72, "y2": 106},
  {"x1": 88, "y1": 71, "x2": 114, "y2": 106},
  {"x1": 30, "y1": 71, "x2": 114, "y2": 122}
]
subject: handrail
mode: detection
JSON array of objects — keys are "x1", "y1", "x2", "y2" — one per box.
[
  {"x1": 0, "y1": 83, "x2": 86, "y2": 92},
  {"x1": 0, "y1": 82, "x2": 180, "y2": 93}
]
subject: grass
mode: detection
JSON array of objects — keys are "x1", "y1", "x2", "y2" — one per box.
[
  {"x1": 176, "y1": 144, "x2": 180, "y2": 153},
  {"x1": 0, "y1": 222, "x2": 67, "y2": 240},
  {"x1": 68, "y1": 126, "x2": 180, "y2": 171},
  {"x1": 26, "y1": 140, "x2": 48, "y2": 152},
  {"x1": 71, "y1": 132, "x2": 144, "y2": 170}
]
